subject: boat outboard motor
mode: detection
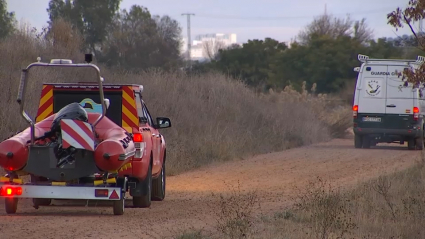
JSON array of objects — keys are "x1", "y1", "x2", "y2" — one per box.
[
  {"x1": 49, "y1": 103, "x2": 89, "y2": 168},
  {"x1": 51, "y1": 102, "x2": 89, "y2": 132}
]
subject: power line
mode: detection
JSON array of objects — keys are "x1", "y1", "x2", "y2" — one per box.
[
  {"x1": 192, "y1": 8, "x2": 396, "y2": 21},
  {"x1": 182, "y1": 13, "x2": 195, "y2": 70}
]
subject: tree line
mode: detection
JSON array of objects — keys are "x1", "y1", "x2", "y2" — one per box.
[{"x1": 0, "y1": 0, "x2": 422, "y2": 94}]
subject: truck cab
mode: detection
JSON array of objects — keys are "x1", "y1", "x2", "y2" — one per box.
[{"x1": 352, "y1": 54, "x2": 425, "y2": 150}]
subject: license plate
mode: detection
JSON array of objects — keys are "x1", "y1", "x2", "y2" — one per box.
[{"x1": 362, "y1": 117, "x2": 381, "y2": 122}]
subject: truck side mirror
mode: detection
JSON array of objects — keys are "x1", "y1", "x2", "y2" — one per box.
[{"x1": 155, "y1": 117, "x2": 171, "y2": 129}]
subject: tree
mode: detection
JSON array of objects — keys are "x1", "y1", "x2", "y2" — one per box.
[
  {"x1": 99, "y1": 5, "x2": 182, "y2": 70},
  {"x1": 0, "y1": 0, "x2": 16, "y2": 39},
  {"x1": 387, "y1": 0, "x2": 425, "y2": 87},
  {"x1": 202, "y1": 39, "x2": 226, "y2": 60},
  {"x1": 297, "y1": 13, "x2": 373, "y2": 45},
  {"x1": 47, "y1": 0, "x2": 121, "y2": 52},
  {"x1": 213, "y1": 38, "x2": 288, "y2": 89}
]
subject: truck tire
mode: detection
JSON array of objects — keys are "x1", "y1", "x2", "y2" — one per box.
[
  {"x1": 152, "y1": 161, "x2": 166, "y2": 201},
  {"x1": 354, "y1": 134, "x2": 363, "y2": 148},
  {"x1": 5, "y1": 198, "x2": 18, "y2": 214},
  {"x1": 133, "y1": 162, "x2": 152, "y2": 208}
]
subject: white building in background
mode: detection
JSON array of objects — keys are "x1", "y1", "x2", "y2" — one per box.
[{"x1": 181, "y1": 33, "x2": 238, "y2": 61}]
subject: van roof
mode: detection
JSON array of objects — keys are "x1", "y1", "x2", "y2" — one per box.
[{"x1": 357, "y1": 54, "x2": 425, "y2": 66}]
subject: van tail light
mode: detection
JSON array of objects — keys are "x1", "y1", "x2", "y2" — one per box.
[
  {"x1": 353, "y1": 105, "x2": 358, "y2": 118},
  {"x1": 413, "y1": 107, "x2": 419, "y2": 120}
]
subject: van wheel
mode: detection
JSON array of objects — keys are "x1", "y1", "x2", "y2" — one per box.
[
  {"x1": 354, "y1": 134, "x2": 363, "y2": 148},
  {"x1": 416, "y1": 137, "x2": 424, "y2": 150},
  {"x1": 408, "y1": 139, "x2": 416, "y2": 150},
  {"x1": 362, "y1": 136, "x2": 371, "y2": 149}
]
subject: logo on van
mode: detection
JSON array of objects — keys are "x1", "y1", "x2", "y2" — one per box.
[
  {"x1": 371, "y1": 71, "x2": 401, "y2": 76},
  {"x1": 366, "y1": 79, "x2": 381, "y2": 97},
  {"x1": 79, "y1": 98, "x2": 103, "y2": 114}
]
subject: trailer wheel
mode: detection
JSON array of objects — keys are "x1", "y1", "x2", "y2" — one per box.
[
  {"x1": 133, "y1": 162, "x2": 152, "y2": 208},
  {"x1": 113, "y1": 177, "x2": 127, "y2": 215},
  {"x1": 5, "y1": 198, "x2": 18, "y2": 214},
  {"x1": 113, "y1": 195, "x2": 125, "y2": 215}
]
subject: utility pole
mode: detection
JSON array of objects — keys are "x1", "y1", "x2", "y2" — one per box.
[{"x1": 182, "y1": 13, "x2": 195, "y2": 71}]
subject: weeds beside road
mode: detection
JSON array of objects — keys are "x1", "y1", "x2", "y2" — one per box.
[{"x1": 176, "y1": 152, "x2": 425, "y2": 239}]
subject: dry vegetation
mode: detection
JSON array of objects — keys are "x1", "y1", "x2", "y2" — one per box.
[
  {"x1": 174, "y1": 161, "x2": 425, "y2": 239},
  {"x1": 0, "y1": 20, "x2": 351, "y2": 175}
]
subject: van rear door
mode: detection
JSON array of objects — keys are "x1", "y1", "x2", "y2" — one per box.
[
  {"x1": 384, "y1": 64, "x2": 415, "y2": 129},
  {"x1": 357, "y1": 65, "x2": 387, "y2": 127}
]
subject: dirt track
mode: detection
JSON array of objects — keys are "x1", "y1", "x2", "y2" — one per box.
[{"x1": 0, "y1": 138, "x2": 420, "y2": 239}]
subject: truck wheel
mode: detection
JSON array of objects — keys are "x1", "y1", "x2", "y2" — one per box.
[
  {"x1": 5, "y1": 198, "x2": 18, "y2": 214},
  {"x1": 152, "y1": 161, "x2": 166, "y2": 201},
  {"x1": 354, "y1": 134, "x2": 363, "y2": 148},
  {"x1": 133, "y1": 162, "x2": 152, "y2": 208},
  {"x1": 408, "y1": 138, "x2": 416, "y2": 150}
]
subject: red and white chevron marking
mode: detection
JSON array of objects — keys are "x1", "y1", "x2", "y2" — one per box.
[{"x1": 60, "y1": 119, "x2": 95, "y2": 151}]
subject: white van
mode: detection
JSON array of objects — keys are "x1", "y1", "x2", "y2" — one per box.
[{"x1": 352, "y1": 54, "x2": 425, "y2": 150}]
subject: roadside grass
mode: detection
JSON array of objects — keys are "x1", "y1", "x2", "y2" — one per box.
[
  {"x1": 0, "y1": 20, "x2": 351, "y2": 176},
  {"x1": 173, "y1": 161, "x2": 425, "y2": 239}
]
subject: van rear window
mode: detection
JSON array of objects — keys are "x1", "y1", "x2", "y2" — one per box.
[{"x1": 53, "y1": 90, "x2": 123, "y2": 126}]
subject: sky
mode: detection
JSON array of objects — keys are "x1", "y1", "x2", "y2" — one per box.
[{"x1": 5, "y1": 0, "x2": 416, "y2": 44}]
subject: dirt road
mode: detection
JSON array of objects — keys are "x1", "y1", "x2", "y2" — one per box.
[{"x1": 0, "y1": 138, "x2": 420, "y2": 239}]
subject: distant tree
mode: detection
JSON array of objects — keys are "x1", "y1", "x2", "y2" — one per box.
[
  {"x1": 99, "y1": 5, "x2": 182, "y2": 70},
  {"x1": 202, "y1": 39, "x2": 226, "y2": 61},
  {"x1": 151, "y1": 15, "x2": 183, "y2": 68},
  {"x1": 297, "y1": 13, "x2": 373, "y2": 45},
  {"x1": 214, "y1": 38, "x2": 288, "y2": 88},
  {"x1": 366, "y1": 37, "x2": 403, "y2": 59},
  {"x1": 0, "y1": 0, "x2": 16, "y2": 39},
  {"x1": 47, "y1": 0, "x2": 121, "y2": 52},
  {"x1": 353, "y1": 18, "x2": 374, "y2": 44}
]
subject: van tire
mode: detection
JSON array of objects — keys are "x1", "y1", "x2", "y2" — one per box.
[
  {"x1": 362, "y1": 136, "x2": 371, "y2": 149},
  {"x1": 416, "y1": 137, "x2": 424, "y2": 150},
  {"x1": 354, "y1": 134, "x2": 363, "y2": 148},
  {"x1": 408, "y1": 139, "x2": 416, "y2": 150}
]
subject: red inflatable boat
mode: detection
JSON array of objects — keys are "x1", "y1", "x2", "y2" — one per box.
[{"x1": 0, "y1": 103, "x2": 135, "y2": 181}]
